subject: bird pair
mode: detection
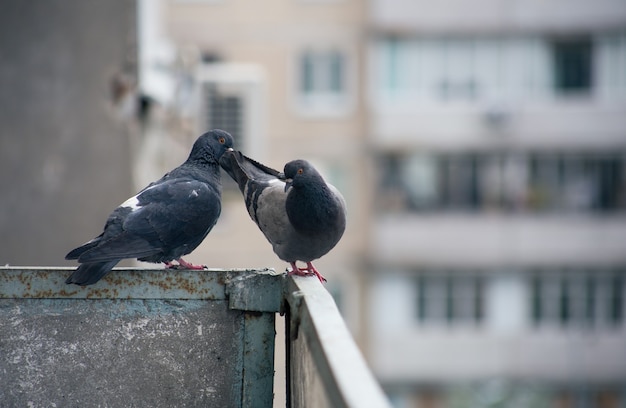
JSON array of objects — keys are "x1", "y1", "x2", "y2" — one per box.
[{"x1": 65, "y1": 130, "x2": 346, "y2": 286}]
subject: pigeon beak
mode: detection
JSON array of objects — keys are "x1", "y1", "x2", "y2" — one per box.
[
  {"x1": 284, "y1": 179, "x2": 293, "y2": 193},
  {"x1": 226, "y1": 147, "x2": 234, "y2": 152}
]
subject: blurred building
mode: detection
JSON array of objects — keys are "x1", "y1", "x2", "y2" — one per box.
[
  {"x1": 146, "y1": 0, "x2": 626, "y2": 407},
  {"x1": 366, "y1": 0, "x2": 626, "y2": 406}
]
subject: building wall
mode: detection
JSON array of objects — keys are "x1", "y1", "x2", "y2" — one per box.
[
  {"x1": 366, "y1": 0, "x2": 626, "y2": 406},
  {"x1": 0, "y1": 1, "x2": 137, "y2": 266},
  {"x1": 162, "y1": 0, "x2": 369, "y2": 330}
]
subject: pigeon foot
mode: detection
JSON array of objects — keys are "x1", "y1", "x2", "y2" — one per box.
[
  {"x1": 287, "y1": 262, "x2": 327, "y2": 283},
  {"x1": 165, "y1": 258, "x2": 207, "y2": 270}
]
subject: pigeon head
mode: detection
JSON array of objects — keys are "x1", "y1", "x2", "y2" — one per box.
[
  {"x1": 283, "y1": 159, "x2": 324, "y2": 192},
  {"x1": 187, "y1": 129, "x2": 234, "y2": 165}
]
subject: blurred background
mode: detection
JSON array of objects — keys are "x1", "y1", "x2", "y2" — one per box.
[{"x1": 1, "y1": 1, "x2": 626, "y2": 407}]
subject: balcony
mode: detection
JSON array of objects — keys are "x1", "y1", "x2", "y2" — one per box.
[
  {"x1": 0, "y1": 267, "x2": 390, "y2": 408},
  {"x1": 372, "y1": 213, "x2": 626, "y2": 267},
  {"x1": 369, "y1": 101, "x2": 626, "y2": 151},
  {"x1": 368, "y1": 0, "x2": 626, "y2": 33},
  {"x1": 367, "y1": 33, "x2": 626, "y2": 151},
  {"x1": 368, "y1": 269, "x2": 626, "y2": 384}
]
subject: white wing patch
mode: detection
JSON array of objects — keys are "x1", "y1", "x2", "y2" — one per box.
[
  {"x1": 119, "y1": 184, "x2": 159, "y2": 211},
  {"x1": 120, "y1": 194, "x2": 141, "y2": 211},
  {"x1": 266, "y1": 179, "x2": 284, "y2": 186}
]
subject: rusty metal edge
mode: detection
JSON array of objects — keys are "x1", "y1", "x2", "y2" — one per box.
[{"x1": 0, "y1": 267, "x2": 279, "y2": 300}]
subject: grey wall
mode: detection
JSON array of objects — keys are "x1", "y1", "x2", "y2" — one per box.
[{"x1": 0, "y1": 1, "x2": 137, "y2": 265}]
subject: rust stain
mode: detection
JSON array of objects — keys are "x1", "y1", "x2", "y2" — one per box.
[
  {"x1": 86, "y1": 288, "x2": 120, "y2": 299},
  {"x1": 244, "y1": 311, "x2": 263, "y2": 319},
  {"x1": 29, "y1": 289, "x2": 53, "y2": 298},
  {"x1": 109, "y1": 275, "x2": 125, "y2": 287},
  {"x1": 177, "y1": 276, "x2": 200, "y2": 295},
  {"x1": 2, "y1": 268, "x2": 259, "y2": 300}
]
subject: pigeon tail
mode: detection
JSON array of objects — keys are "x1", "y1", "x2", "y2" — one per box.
[
  {"x1": 65, "y1": 236, "x2": 102, "y2": 260},
  {"x1": 65, "y1": 260, "x2": 119, "y2": 286}
]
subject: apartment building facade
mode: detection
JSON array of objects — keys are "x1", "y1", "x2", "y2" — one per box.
[{"x1": 366, "y1": 0, "x2": 626, "y2": 406}]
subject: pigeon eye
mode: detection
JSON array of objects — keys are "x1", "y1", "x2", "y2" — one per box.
[
  {"x1": 297, "y1": 168, "x2": 303, "y2": 175},
  {"x1": 218, "y1": 137, "x2": 226, "y2": 144}
]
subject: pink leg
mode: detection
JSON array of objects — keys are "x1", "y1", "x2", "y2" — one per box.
[
  {"x1": 286, "y1": 262, "x2": 326, "y2": 283},
  {"x1": 304, "y1": 262, "x2": 327, "y2": 283},
  {"x1": 176, "y1": 258, "x2": 207, "y2": 270},
  {"x1": 287, "y1": 262, "x2": 309, "y2": 277},
  {"x1": 164, "y1": 258, "x2": 206, "y2": 270}
]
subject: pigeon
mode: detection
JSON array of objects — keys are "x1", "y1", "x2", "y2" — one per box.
[
  {"x1": 65, "y1": 129, "x2": 235, "y2": 285},
  {"x1": 219, "y1": 150, "x2": 346, "y2": 283}
]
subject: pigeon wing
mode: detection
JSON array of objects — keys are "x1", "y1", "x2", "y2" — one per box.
[
  {"x1": 251, "y1": 181, "x2": 292, "y2": 252},
  {"x1": 77, "y1": 177, "x2": 220, "y2": 263}
]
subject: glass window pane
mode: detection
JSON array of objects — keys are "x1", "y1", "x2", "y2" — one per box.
[
  {"x1": 329, "y1": 51, "x2": 344, "y2": 93},
  {"x1": 551, "y1": 37, "x2": 592, "y2": 93},
  {"x1": 585, "y1": 275, "x2": 596, "y2": 326},
  {"x1": 301, "y1": 52, "x2": 315, "y2": 93},
  {"x1": 609, "y1": 274, "x2": 623, "y2": 326},
  {"x1": 531, "y1": 275, "x2": 542, "y2": 326}
]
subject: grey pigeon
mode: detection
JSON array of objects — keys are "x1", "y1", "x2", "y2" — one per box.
[
  {"x1": 65, "y1": 129, "x2": 234, "y2": 285},
  {"x1": 220, "y1": 150, "x2": 346, "y2": 283}
]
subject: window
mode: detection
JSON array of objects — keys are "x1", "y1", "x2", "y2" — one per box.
[
  {"x1": 294, "y1": 49, "x2": 353, "y2": 116},
  {"x1": 375, "y1": 151, "x2": 626, "y2": 214},
  {"x1": 596, "y1": 32, "x2": 626, "y2": 98},
  {"x1": 609, "y1": 275, "x2": 624, "y2": 326},
  {"x1": 551, "y1": 37, "x2": 592, "y2": 94},
  {"x1": 530, "y1": 269, "x2": 625, "y2": 329},
  {"x1": 440, "y1": 155, "x2": 480, "y2": 210},
  {"x1": 196, "y1": 63, "x2": 266, "y2": 190},
  {"x1": 300, "y1": 50, "x2": 343, "y2": 94},
  {"x1": 415, "y1": 272, "x2": 484, "y2": 326},
  {"x1": 196, "y1": 62, "x2": 266, "y2": 155},
  {"x1": 201, "y1": 83, "x2": 245, "y2": 191},
  {"x1": 374, "y1": 36, "x2": 549, "y2": 104},
  {"x1": 372, "y1": 34, "x2": 625, "y2": 104},
  {"x1": 202, "y1": 84, "x2": 244, "y2": 150}
]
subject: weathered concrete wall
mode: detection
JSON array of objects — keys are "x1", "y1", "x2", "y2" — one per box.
[
  {"x1": 0, "y1": 1, "x2": 137, "y2": 265},
  {"x1": 0, "y1": 267, "x2": 281, "y2": 407},
  {"x1": 1, "y1": 299, "x2": 243, "y2": 407}
]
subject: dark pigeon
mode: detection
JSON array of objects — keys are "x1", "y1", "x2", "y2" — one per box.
[
  {"x1": 220, "y1": 150, "x2": 346, "y2": 283},
  {"x1": 65, "y1": 129, "x2": 235, "y2": 285}
]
